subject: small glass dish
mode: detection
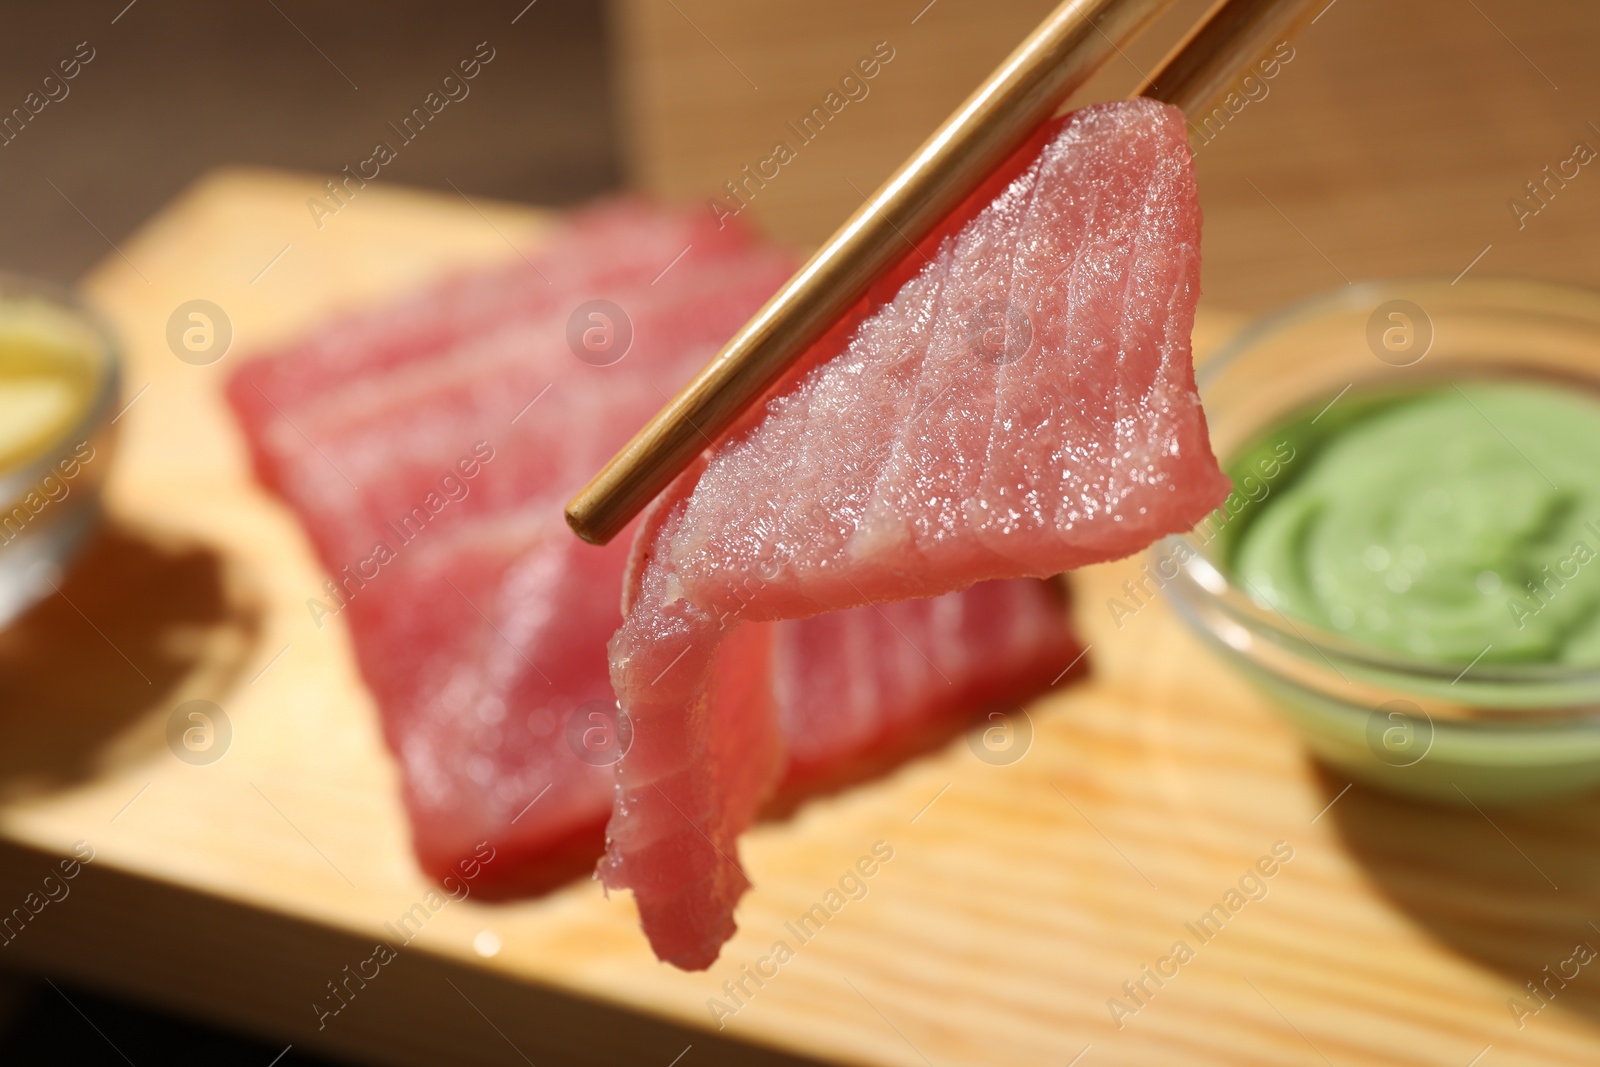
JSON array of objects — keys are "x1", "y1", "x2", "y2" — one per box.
[
  {"x1": 0, "y1": 276, "x2": 121, "y2": 628},
  {"x1": 1164, "y1": 277, "x2": 1600, "y2": 807}
]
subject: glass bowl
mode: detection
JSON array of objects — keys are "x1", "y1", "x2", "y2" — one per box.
[
  {"x1": 0, "y1": 276, "x2": 121, "y2": 628},
  {"x1": 1164, "y1": 277, "x2": 1600, "y2": 807}
]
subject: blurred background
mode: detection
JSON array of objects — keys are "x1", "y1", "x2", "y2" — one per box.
[
  {"x1": 1, "y1": 0, "x2": 1598, "y2": 1062},
  {"x1": 6, "y1": 0, "x2": 1600, "y2": 308}
]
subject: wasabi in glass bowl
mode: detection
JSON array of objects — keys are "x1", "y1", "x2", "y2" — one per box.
[{"x1": 1164, "y1": 277, "x2": 1600, "y2": 806}]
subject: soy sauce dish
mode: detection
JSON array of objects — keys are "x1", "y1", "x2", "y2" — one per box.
[
  {"x1": 0, "y1": 277, "x2": 120, "y2": 627},
  {"x1": 1164, "y1": 277, "x2": 1600, "y2": 806}
]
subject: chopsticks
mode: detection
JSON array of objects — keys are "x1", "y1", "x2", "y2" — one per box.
[
  {"x1": 566, "y1": 0, "x2": 1318, "y2": 546},
  {"x1": 1136, "y1": 0, "x2": 1318, "y2": 112}
]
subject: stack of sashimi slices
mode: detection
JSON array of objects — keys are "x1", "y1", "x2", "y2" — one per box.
[
  {"x1": 229, "y1": 97, "x2": 1229, "y2": 971},
  {"x1": 226, "y1": 198, "x2": 1081, "y2": 897}
]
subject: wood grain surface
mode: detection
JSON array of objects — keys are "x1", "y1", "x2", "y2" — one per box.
[{"x1": 1, "y1": 167, "x2": 1598, "y2": 1067}]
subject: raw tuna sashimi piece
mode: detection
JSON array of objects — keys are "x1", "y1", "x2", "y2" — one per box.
[
  {"x1": 228, "y1": 200, "x2": 802, "y2": 881},
  {"x1": 228, "y1": 199, "x2": 1082, "y2": 892},
  {"x1": 603, "y1": 100, "x2": 1228, "y2": 968}
]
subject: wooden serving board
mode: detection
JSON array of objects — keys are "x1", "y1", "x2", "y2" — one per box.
[{"x1": 4, "y1": 169, "x2": 1600, "y2": 1067}]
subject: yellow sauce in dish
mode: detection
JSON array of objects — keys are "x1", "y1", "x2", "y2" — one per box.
[{"x1": 0, "y1": 303, "x2": 97, "y2": 475}]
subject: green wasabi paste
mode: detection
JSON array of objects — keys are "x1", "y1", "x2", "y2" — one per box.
[{"x1": 1230, "y1": 380, "x2": 1600, "y2": 666}]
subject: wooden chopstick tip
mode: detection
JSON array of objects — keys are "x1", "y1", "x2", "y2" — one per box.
[{"x1": 564, "y1": 505, "x2": 607, "y2": 546}]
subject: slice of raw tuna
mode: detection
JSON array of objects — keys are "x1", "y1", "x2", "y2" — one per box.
[
  {"x1": 228, "y1": 198, "x2": 1080, "y2": 892},
  {"x1": 603, "y1": 99, "x2": 1229, "y2": 968},
  {"x1": 227, "y1": 200, "x2": 801, "y2": 883}
]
